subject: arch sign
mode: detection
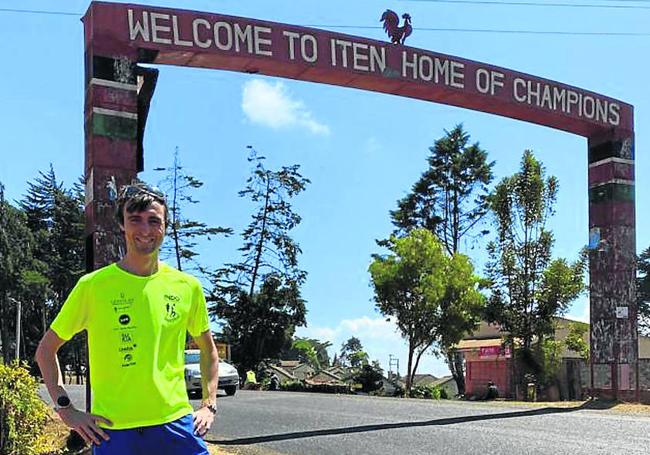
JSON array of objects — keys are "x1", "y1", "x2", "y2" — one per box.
[{"x1": 83, "y1": 2, "x2": 637, "y2": 399}]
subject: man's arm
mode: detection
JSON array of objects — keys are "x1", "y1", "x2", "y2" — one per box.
[
  {"x1": 191, "y1": 329, "x2": 219, "y2": 436},
  {"x1": 35, "y1": 329, "x2": 112, "y2": 445},
  {"x1": 35, "y1": 330, "x2": 68, "y2": 402}
]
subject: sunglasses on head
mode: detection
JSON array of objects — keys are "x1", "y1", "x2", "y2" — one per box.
[{"x1": 119, "y1": 183, "x2": 166, "y2": 200}]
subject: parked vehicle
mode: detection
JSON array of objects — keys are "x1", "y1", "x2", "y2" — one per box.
[{"x1": 184, "y1": 349, "x2": 239, "y2": 396}]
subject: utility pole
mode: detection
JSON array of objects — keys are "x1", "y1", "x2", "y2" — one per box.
[
  {"x1": 8, "y1": 297, "x2": 21, "y2": 361},
  {"x1": 388, "y1": 354, "x2": 399, "y2": 381}
]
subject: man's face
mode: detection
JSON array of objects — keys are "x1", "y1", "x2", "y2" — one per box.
[{"x1": 120, "y1": 201, "x2": 166, "y2": 256}]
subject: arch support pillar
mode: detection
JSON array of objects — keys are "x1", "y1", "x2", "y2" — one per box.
[{"x1": 588, "y1": 131, "x2": 638, "y2": 400}]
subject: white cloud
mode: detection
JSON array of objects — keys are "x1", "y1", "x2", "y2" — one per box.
[
  {"x1": 241, "y1": 79, "x2": 330, "y2": 135},
  {"x1": 296, "y1": 316, "x2": 450, "y2": 377}
]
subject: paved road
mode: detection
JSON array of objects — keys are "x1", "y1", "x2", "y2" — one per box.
[{"x1": 42, "y1": 387, "x2": 650, "y2": 454}]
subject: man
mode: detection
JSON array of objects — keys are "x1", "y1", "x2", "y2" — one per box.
[{"x1": 36, "y1": 182, "x2": 219, "y2": 454}]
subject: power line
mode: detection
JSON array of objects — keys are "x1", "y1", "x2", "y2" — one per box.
[
  {"x1": 0, "y1": 7, "x2": 80, "y2": 16},
  {"x1": 402, "y1": 0, "x2": 650, "y2": 8},
  {"x1": 1, "y1": 7, "x2": 648, "y2": 37},
  {"x1": 307, "y1": 24, "x2": 650, "y2": 36}
]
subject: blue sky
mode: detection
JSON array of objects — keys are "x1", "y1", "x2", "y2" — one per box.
[{"x1": 1, "y1": 0, "x2": 648, "y2": 377}]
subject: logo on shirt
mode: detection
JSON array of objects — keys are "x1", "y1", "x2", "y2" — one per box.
[
  {"x1": 111, "y1": 292, "x2": 134, "y2": 313},
  {"x1": 122, "y1": 353, "x2": 136, "y2": 368},
  {"x1": 118, "y1": 314, "x2": 131, "y2": 325},
  {"x1": 165, "y1": 302, "x2": 179, "y2": 322},
  {"x1": 164, "y1": 294, "x2": 180, "y2": 322}
]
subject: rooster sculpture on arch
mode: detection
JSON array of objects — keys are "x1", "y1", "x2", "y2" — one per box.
[{"x1": 380, "y1": 9, "x2": 412, "y2": 45}]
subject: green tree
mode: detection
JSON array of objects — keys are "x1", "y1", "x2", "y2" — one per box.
[
  {"x1": 390, "y1": 125, "x2": 494, "y2": 254},
  {"x1": 436, "y1": 253, "x2": 486, "y2": 395},
  {"x1": 218, "y1": 146, "x2": 310, "y2": 297},
  {"x1": 369, "y1": 229, "x2": 483, "y2": 395},
  {"x1": 484, "y1": 151, "x2": 585, "y2": 389},
  {"x1": 539, "y1": 337, "x2": 563, "y2": 387},
  {"x1": 216, "y1": 276, "x2": 306, "y2": 373},
  {"x1": 564, "y1": 322, "x2": 589, "y2": 361},
  {"x1": 353, "y1": 361, "x2": 384, "y2": 393},
  {"x1": 291, "y1": 338, "x2": 321, "y2": 371},
  {"x1": 387, "y1": 125, "x2": 493, "y2": 394},
  {"x1": 19, "y1": 167, "x2": 86, "y2": 376},
  {"x1": 213, "y1": 147, "x2": 310, "y2": 371},
  {"x1": 339, "y1": 337, "x2": 365, "y2": 368},
  {"x1": 284, "y1": 337, "x2": 331, "y2": 369},
  {"x1": 155, "y1": 147, "x2": 232, "y2": 273},
  {"x1": 0, "y1": 183, "x2": 37, "y2": 363},
  {"x1": 637, "y1": 247, "x2": 650, "y2": 335},
  {"x1": 311, "y1": 339, "x2": 332, "y2": 368}
]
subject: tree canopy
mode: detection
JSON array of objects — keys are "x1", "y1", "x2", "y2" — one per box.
[
  {"x1": 484, "y1": 151, "x2": 585, "y2": 384},
  {"x1": 369, "y1": 229, "x2": 483, "y2": 395},
  {"x1": 386, "y1": 125, "x2": 493, "y2": 394},
  {"x1": 1, "y1": 168, "x2": 87, "y2": 377},
  {"x1": 212, "y1": 147, "x2": 310, "y2": 372},
  {"x1": 390, "y1": 124, "x2": 494, "y2": 255}
]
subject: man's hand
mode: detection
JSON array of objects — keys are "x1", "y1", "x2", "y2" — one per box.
[
  {"x1": 57, "y1": 407, "x2": 112, "y2": 446},
  {"x1": 193, "y1": 405, "x2": 215, "y2": 437}
]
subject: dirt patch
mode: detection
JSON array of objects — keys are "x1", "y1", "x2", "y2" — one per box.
[
  {"x1": 207, "y1": 445, "x2": 288, "y2": 455},
  {"x1": 480, "y1": 398, "x2": 650, "y2": 415}
]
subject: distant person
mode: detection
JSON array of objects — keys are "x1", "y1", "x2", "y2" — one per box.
[
  {"x1": 245, "y1": 370, "x2": 258, "y2": 389},
  {"x1": 485, "y1": 380, "x2": 499, "y2": 400},
  {"x1": 36, "y1": 181, "x2": 219, "y2": 454},
  {"x1": 269, "y1": 373, "x2": 280, "y2": 391}
]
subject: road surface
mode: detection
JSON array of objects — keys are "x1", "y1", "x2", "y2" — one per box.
[{"x1": 42, "y1": 386, "x2": 650, "y2": 454}]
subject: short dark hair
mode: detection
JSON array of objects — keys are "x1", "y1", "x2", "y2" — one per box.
[{"x1": 115, "y1": 182, "x2": 169, "y2": 226}]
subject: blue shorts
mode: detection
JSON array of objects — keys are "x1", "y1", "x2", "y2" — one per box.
[{"x1": 92, "y1": 414, "x2": 209, "y2": 455}]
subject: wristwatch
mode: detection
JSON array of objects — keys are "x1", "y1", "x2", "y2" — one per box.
[
  {"x1": 54, "y1": 395, "x2": 71, "y2": 412},
  {"x1": 202, "y1": 401, "x2": 217, "y2": 414}
]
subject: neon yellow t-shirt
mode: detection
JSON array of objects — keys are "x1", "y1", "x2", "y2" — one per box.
[{"x1": 50, "y1": 263, "x2": 210, "y2": 429}]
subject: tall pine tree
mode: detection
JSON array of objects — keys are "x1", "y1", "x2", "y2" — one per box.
[
  {"x1": 155, "y1": 147, "x2": 232, "y2": 273},
  {"x1": 20, "y1": 167, "x2": 86, "y2": 376},
  {"x1": 386, "y1": 125, "x2": 493, "y2": 395},
  {"x1": 0, "y1": 182, "x2": 38, "y2": 362},
  {"x1": 213, "y1": 147, "x2": 310, "y2": 372}
]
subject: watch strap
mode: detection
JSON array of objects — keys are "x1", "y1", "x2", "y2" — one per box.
[{"x1": 202, "y1": 401, "x2": 217, "y2": 414}]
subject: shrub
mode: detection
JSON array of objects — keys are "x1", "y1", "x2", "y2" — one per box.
[
  {"x1": 565, "y1": 322, "x2": 589, "y2": 361},
  {"x1": 409, "y1": 384, "x2": 447, "y2": 400},
  {"x1": 392, "y1": 384, "x2": 405, "y2": 397},
  {"x1": 280, "y1": 380, "x2": 306, "y2": 392},
  {"x1": 0, "y1": 361, "x2": 50, "y2": 455},
  {"x1": 308, "y1": 383, "x2": 350, "y2": 394},
  {"x1": 352, "y1": 364, "x2": 383, "y2": 393}
]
